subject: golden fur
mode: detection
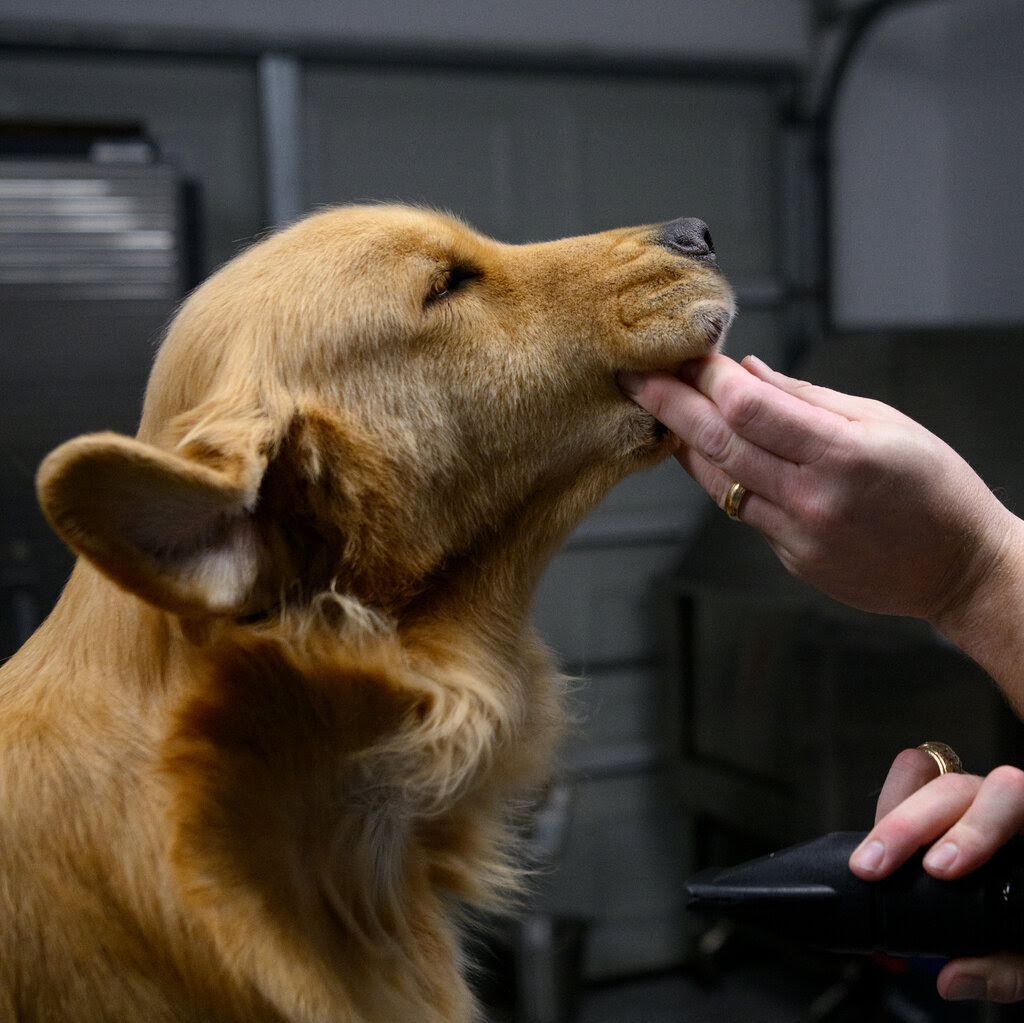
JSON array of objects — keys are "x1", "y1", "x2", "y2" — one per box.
[{"x1": 0, "y1": 205, "x2": 733, "y2": 1021}]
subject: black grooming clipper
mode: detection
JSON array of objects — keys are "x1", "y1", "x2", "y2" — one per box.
[{"x1": 686, "y1": 831, "x2": 1024, "y2": 958}]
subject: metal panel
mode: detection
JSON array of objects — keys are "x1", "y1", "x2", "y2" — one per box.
[
  {"x1": 0, "y1": 158, "x2": 191, "y2": 653},
  {"x1": 302, "y1": 67, "x2": 784, "y2": 291},
  {"x1": 0, "y1": 160, "x2": 183, "y2": 300},
  {"x1": 0, "y1": 53, "x2": 264, "y2": 274}
]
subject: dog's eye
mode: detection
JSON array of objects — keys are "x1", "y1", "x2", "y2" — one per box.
[{"x1": 426, "y1": 264, "x2": 479, "y2": 304}]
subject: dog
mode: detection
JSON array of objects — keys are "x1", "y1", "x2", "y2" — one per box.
[{"x1": 0, "y1": 204, "x2": 733, "y2": 1022}]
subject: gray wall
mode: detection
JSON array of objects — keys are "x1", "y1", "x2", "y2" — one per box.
[
  {"x1": 830, "y1": 0, "x2": 1024, "y2": 327},
  {"x1": 0, "y1": 0, "x2": 810, "y2": 62},
  {"x1": 5, "y1": 2, "x2": 1023, "y2": 325}
]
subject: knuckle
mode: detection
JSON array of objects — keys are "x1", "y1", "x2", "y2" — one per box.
[
  {"x1": 789, "y1": 486, "x2": 845, "y2": 540},
  {"x1": 987, "y1": 764, "x2": 1024, "y2": 796},
  {"x1": 892, "y1": 746, "x2": 930, "y2": 774},
  {"x1": 873, "y1": 809, "x2": 923, "y2": 849},
  {"x1": 642, "y1": 381, "x2": 674, "y2": 421},
  {"x1": 717, "y1": 377, "x2": 763, "y2": 432},
  {"x1": 775, "y1": 528, "x2": 832, "y2": 583},
  {"x1": 935, "y1": 771, "x2": 981, "y2": 801},
  {"x1": 955, "y1": 818, "x2": 992, "y2": 858},
  {"x1": 796, "y1": 492, "x2": 835, "y2": 532},
  {"x1": 692, "y1": 411, "x2": 738, "y2": 465}
]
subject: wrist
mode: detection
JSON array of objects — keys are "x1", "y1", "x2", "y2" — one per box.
[{"x1": 930, "y1": 510, "x2": 1024, "y2": 714}]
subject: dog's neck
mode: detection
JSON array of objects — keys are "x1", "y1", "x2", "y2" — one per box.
[
  {"x1": 12, "y1": 545, "x2": 549, "y2": 703},
  {"x1": 7, "y1": 453, "x2": 602, "y2": 719},
  {"x1": 403, "y1": 460, "x2": 611, "y2": 626}
]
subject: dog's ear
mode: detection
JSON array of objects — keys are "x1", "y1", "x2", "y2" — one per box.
[{"x1": 37, "y1": 430, "x2": 268, "y2": 616}]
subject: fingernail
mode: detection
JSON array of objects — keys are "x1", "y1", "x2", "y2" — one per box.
[
  {"x1": 850, "y1": 839, "x2": 885, "y2": 873},
  {"x1": 617, "y1": 371, "x2": 645, "y2": 397},
  {"x1": 945, "y1": 975, "x2": 987, "y2": 1001},
  {"x1": 924, "y1": 841, "x2": 959, "y2": 873}
]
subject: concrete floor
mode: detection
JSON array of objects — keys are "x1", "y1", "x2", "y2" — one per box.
[
  {"x1": 572, "y1": 959, "x2": 1005, "y2": 1023},
  {"x1": 479, "y1": 923, "x2": 1012, "y2": 1023},
  {"x1": 575, "y1": 967, "x2": 811, "y2": 1023}
]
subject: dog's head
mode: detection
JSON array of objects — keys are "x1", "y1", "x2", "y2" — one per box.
[{"x1": 38, "y1": 205, "x2": 733, "y2": 618}]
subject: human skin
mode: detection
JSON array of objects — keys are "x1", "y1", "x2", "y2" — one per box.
[
  {"x1": 620, "y1": 354, "x2": 1024, "y2": 1002},
  {"x1": 851, "y1": 749, "x2": 1024, "y2": 1003},
  {"x1": 619, "y1": 353, "x2": 1024, "y2": 714}
]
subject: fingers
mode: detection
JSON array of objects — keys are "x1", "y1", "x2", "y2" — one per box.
[
  {"x1": 850, "y1": 761, "x2": 1024, "y2": 1007},
  {"x1": 873, "y1": 747, "x2": 942, "y2": 822},
  {"x1": 622, "y1": 358, "x2": 838, "y2": 510},
  {"x1": 681, "y1": 355, "x2": 851, "y2": 467},
  {"x1": 620, "y1": 357, "x2": 856, "y2": 522},
  {"x1": 922, "y1": 765, "x2": 1024, "y2": 878},
  {"x1": 627, "y1": 368, "x2": 791, "y2": 511},
  {"x1": 850, "y1": 765, "x2": 1024, "y2": 881},
  {"x1": 938, "y1": 954, "x2": 1024, "y2": 1003},
  {"x1": 740, "y1": 355, "x2": 885, "y2": 422},
  {"x1": 673, "y1": 439, "x2": 799, "y2": 541},
  {"x1": 851, "y1": 759, "x2": 1024, "y2": 1008},
  {"x1": 672, "y1": 443, "x2": 767, "y2": 525},
  {"x1": 850, "y1": 771, "x2": 981, "y2": 878}
]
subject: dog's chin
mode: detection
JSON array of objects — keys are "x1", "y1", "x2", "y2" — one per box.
[
  {"x1": 638, "y1": 300, "x2": 734, "y2": 375},
  {"x1": 648, "y1": 416, "x2": 673, "y2": 452},
  {"x1": 617, "y1": 403, "x2": 676, "y2": 463},
  {"x1": 613, "y1": 301, "x2": 734, "y2": 459},
  {"x1": 637, "y1": 416, "x2": 677, "y2": 465},
  {"x1": 690, "y1": 300, "x2": 734, "y2": 354}
]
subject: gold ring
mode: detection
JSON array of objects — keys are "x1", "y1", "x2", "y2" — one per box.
[
  {"x1": 916, "y1": 741, "x2": 963, "y2": 775},
  {"x1": 723, "y1": 481, "x2": 747, "y2": 520}
]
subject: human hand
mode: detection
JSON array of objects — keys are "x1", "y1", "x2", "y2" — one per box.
[
  {"x1": 620, "y1": 354, "x2": 1019, "y2": 627},
  {"x1": 848, "y1": 749, "x2": 1024, "y2": 1002}
]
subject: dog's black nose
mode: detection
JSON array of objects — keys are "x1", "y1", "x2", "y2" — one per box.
[{"x1": 660, "y1": 217, "x2": 716, "y2": 262}]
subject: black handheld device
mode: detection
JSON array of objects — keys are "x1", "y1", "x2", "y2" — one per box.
[{"x1": 685, "y1": 830, "x2": 1024, "y2": 958}]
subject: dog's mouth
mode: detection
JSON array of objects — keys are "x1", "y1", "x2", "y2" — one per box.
[
  {"x1": 614, "y1": 294, "x2": 734, "y2": 385},
  {"x1": 650, "y1": 417, "x2": 671, "y2": 442},
  {"x1": 613, "y1": 295, "x2": 734, "y2": 456},
  {"x1": 691, "y1": 297, "x2": 735, "y2": 353},
  {"x1": 616, "y1": 401, "x2": 677, "y2": 462}
]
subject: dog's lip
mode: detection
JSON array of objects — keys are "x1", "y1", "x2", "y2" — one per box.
[
  {"x1": 651, "y1": 416, "x2": 671, "y2": 441},
  {"x1": 614, "y1": 296, "x2": 733, "y2": 403},
  {"x1": 700, "y1": 305, "x2": 733, "y2": 346},
  {"x1": 696, "y1": 298, "x2": 735, "y2": 349}
]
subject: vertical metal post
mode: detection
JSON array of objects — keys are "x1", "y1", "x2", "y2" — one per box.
[
  {"x1": 258, "y1": 52, "x2": 304, "y2": 228},
  {"x1": 806, "y1": 0, "x2": 934, "y2": 333}
]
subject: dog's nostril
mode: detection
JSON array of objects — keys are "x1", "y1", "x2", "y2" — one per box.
[{"x1": 661, "y1": 217, "x2": 715, "y2": 261}]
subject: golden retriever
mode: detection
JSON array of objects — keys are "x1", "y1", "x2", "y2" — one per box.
[{"x1": 0, "y1": 204, "x2": 733, "y2": 1022}]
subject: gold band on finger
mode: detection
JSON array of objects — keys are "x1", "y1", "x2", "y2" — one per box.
[
  {"x1": 916, "y1": 741, "x2": 963, "y2": 776},
  {"x1": 723, "y1": 481, "x2": 748, "y2": 521}
]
